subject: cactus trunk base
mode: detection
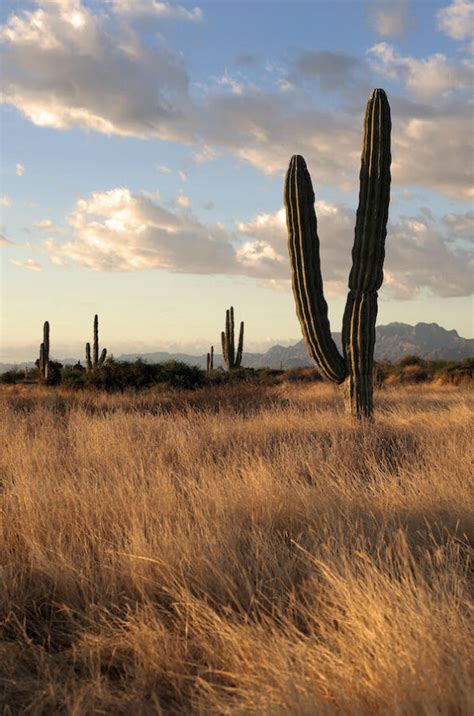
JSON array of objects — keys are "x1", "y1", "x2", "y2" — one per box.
[{"x1": 345, "y1": 374, "x2": 374, "y2": 419}]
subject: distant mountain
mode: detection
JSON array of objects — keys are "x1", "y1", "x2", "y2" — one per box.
[
  {"x1": 1, "y1": 323, "x2": 472, "y2": 373},
  {"x1": 250, "y1": 322, "x2": 474, "y2": 368}
]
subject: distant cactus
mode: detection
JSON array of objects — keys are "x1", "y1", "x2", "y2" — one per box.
[
  {"x1": 221, "y1": 307, "x2": 244, "y2": 370},
  {"x1": 85, "y1": 314, "x2": 107, "y2": 372},
  {"x1": 38, "y1": 321, "x2": 50, "y2": 380},
  {"x1": 284, "y1": 89, "x2": 391, "y2": 418},
  {"x1": 206, "y1": 345, "x2": 214, "y2": 373}
]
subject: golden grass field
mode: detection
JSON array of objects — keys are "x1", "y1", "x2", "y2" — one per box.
[{"x1": 0, "y1": 381, "x2": 473, "y2": 714}]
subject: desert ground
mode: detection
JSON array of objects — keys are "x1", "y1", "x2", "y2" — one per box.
[{"x1": 0, "y1": 380, "x2": 472, "y2": 714}]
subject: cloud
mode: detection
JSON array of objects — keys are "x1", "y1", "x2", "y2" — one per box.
[
  {"x1": 45, "y1": 187, "x2": 236, "y2": 273},
  {"x1": 1, "y1": 0, "x2": 195, "y2": 142},
  {"x1": 33, "y1": 218, "x2": 63, "y2": 232},
  {"x1": 442, "y1": 210, "x2": 474, "y2": 239},
  {"x1": 1, "y1": 1, "x2": 472, "y2": 201},
  {"x1": 437, "y1": 0, "x2": 474, "y2": 52},
  {"x1": 10, "y1": 258, "x2": 43, "y2": 271},
  {"x1": 178, "y1": 170, "x2": 187, "y2": 182},
  {"x1": 41, "y1": 187, "x2": 472, "y2": 298},
  {"x1": 0, "y1": 196, "x2": 12, "y2": 207},
  {"x1": 16, "y1": 163, "x2": 25, "y2": 176},
  {"x1": 193, "y1": 145, "x2": 218, "y2": 164},
  {"x1": 156, "y1": 165, "x2": 172, "y2": 173},
  {"x1": 110, "y1": 0, "x2": 202, "y2": 22},
  {"x1": 368, "y1": 43, "x2": 473, "y2": 100},
  {"x1": 1, "y1": 233, "x2": 15, "y2": 246},
  {"x1": 369, "y1": 0, "x2": 416, "y2": 37},
  {"x1": 292, "y1": 50, "x2": 362, "y2": 90},
  {"x1": 384, "y1": 214, "x2": 473, "y2": 297},
  {"x1": 236, "y1": 203, "x2": 473, "y2": 298},
  {"x1": 176, "y1": 193, "x2": 191, "y2": 207}
]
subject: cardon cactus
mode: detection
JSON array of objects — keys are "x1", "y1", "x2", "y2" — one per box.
[
  {"x1": 221, "y1": 306, "x2": 244, "y2": 370},
  {"x1": 38, "y1": 320, "x2": 50, "y2": 380},
  {"x1": 85, "y1": 314, "x2": 107, "y2": 372},
  {"x1": 206, "y1": 345, "x2": 214, "y2": 373},
  {"x1": 284, "y1": 89, "x2": 391, "y2": 418}
]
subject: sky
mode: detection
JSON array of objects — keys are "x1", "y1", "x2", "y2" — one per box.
[{"x1": 0, "y1": 0, "x2": 473, "y2": 362}]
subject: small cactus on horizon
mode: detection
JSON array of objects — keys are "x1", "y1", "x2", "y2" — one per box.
[
  {"x1": 85, "y1": 314, "x2": 107, "y2": 372},
  {"x1": 284, "y1": 88, "x2": 391, "y2": 418},
  {"x1": 37, "y1": 321, "x2": 50, "y2": 380},
  {"x1": 221, "y1": 307, "x2": 244, "y2": 371},
  {"x1": 206, "y1": 346, "x2": 214, "y2": 373}
]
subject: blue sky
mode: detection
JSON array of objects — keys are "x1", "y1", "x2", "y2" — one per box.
[{"x1": 1, "y1": 0, "x2": 473, "y2": 361}]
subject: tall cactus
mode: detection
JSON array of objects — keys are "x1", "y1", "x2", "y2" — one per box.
[
  {"x1": 284, "y1": 89, "x2": 391, "y2": 418},
  {"x1": 85, "y1": 314, "x2": 107, "y2": 372},
  {"x1": 206, "y1": 345, "x2": 214, "y2": 374},
  {"x1": 221, "y1": 306, "x2": 244, "y2": 370},
  {"x1": 38, "y1": 321, "x2": 50, "y2": 380}
]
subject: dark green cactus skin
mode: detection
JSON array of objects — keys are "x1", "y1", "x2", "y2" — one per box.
[
  {"x1": 206, "y1": 345, "x2": 214, "y2": 373},
  {"x1": 284, "y1": 89, "x2": 391, "y2": 418},
  {"x1": 86, "y1": 315, "x2": 107, "y2": 372},
  {"x1": 85, "y1": 342, "x2": 92, "y2": 372},
  {"x1": 38, "y1": 321, "x2": 50, "y2": 379},
  {"x1": 285, "y1": 156, "x2": 346, "y2": 384},
  {"x1": 221, "y1": 307, "x2": 244, "y2": 370},
  {"x1": 342, "y1": 89, "x2": 391, "y2": 417}
]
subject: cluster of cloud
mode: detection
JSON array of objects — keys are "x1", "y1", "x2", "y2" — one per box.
[
  {"x1": 1, "y1": 0, "x2": 472, "y2": 200},
  {"x1": 32, "y1": 186, "x2": 471, "y2": 299},
  {"x1": 437, "y1": 0, "x2": 474, "y2": 53}
]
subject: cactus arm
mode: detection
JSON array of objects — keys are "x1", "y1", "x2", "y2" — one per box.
[
  {"x1": 235, "y1": 321, "x2": 244, "y2": 367},
  {"x1": 284, "y1": 156, "x2": 346, "y2": 384},
  {"x1": 99, "y1": 348, "x2": 107, "y2": 366},
  {"x1": 221, "y1": 331, "x2": 228, "y2": 369},
  {"x1": 342, "y1": 89, "x2": 391, "y2": 418}
]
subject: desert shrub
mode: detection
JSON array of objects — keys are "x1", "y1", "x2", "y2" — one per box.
[
  {"x1": 83, "y1": 359, "x2": 204, "y2": 392},
  {"x1": 398, "y1": 355, "x2": 426, "y2": 368},
  {"x1": 282, "y1": 367, "x2": 322, "y2": 383},
  {"x1": 61, "y1": 364, "x2": 87, "y2": 388},
  {"x1": 0, "y1": 368, "x2": 27, "y2": 384}
]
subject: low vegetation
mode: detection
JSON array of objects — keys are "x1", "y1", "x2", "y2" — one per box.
[{"x1": 0, "y1": 381, "x2": 472, "y2": 714}]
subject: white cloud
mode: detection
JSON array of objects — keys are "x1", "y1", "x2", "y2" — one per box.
[
  {"x1": 156, "y1": 164, "x2": 172, "y2": 174},
  {"x1": 1, "y1": 1, "x2": 195, "y2": 142},
  {"x1": 368, "y1": 43, "x2": 473, "y2": 100},
  {"x1": 16, "y1": 163, "x2": 25, "y2": 176},
  {"x1": 33, "y1": 218, "x2": 63, "y2": 232},
  {"x1": 50, "y1": 255, "x2": 69, "y2": 267},
  {"x1": 10, "y1": 258, "x2": 42, "y2": 271},
  {"x1": 176, "y1": 193, "x2": 191, "y2": 207},
  {"x1": 45, "y1": 187, "x2": 236, "y2": 273},
  {"x1": 40, "y1": 187, "x2": 472, "y2": 298},
  {"x1": 110, "y1": 0, "x2": 202, "y2": 22},
  {"x1": 178, "y1": 170, "x2": 187, "y2": 182},
  {"x1": 437, "y1": 0, "x2": 474, "y2": 52},
  {"x1": 193, "y1": 144, "x2": 218, "y2": 164},
  {"x1": 369, "y1": 0, "x2": 415, "y2": 37},
  {"x1": 1, "y1": 1, "x2": 472, "y2": 202},
  {"x1": 1, "y1": 233, "x2": 15, "y2": 246},
  {"x1": 0, "y1": 196, "x2": 12, "y2": 207}
]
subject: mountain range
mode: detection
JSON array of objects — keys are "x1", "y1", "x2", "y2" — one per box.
[{"x1": 2, "y1": 323, "x2": 472, "y2": 373}]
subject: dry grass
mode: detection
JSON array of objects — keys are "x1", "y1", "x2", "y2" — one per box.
[{"x1": 0, "y1": 382, "x2": 473, "y2": 715}]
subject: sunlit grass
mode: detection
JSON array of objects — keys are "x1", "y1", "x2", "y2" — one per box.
[{"x1": 1, "y1": 382, "x2": 472, "y2": 714}]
